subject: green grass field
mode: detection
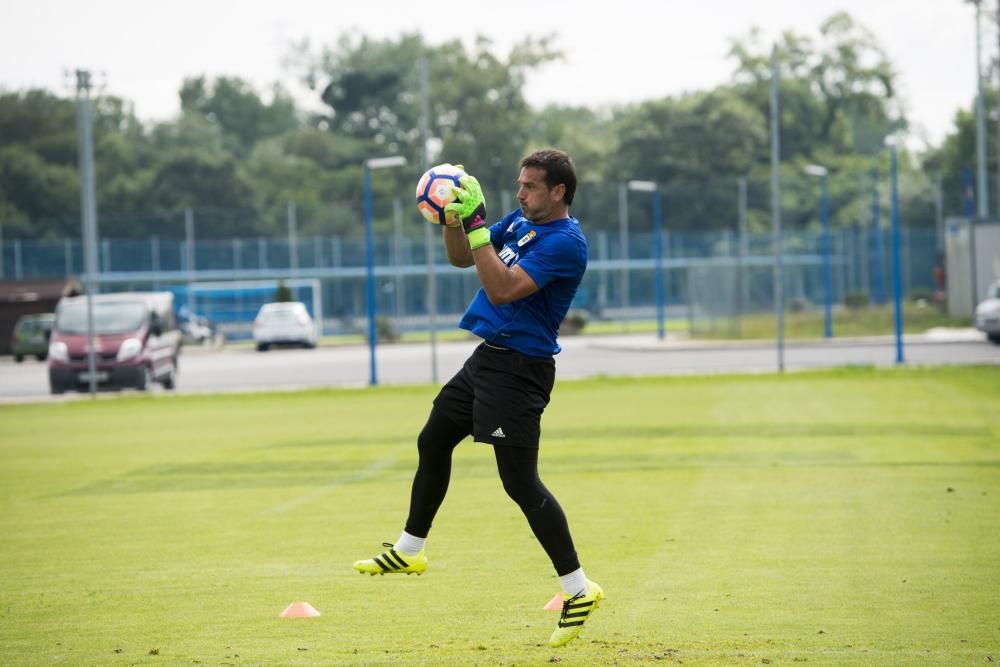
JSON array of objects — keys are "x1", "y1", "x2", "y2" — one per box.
[{"x1": 1, "y1": 367, "x2": 998, "y2": 666}]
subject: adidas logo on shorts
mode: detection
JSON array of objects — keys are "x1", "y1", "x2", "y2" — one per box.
[{"x1": 491, "y1": 427, "x2": 506, "y2": 438}]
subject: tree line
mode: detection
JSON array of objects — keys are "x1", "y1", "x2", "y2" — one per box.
[{"x1": 0, "y1": 12, "x2": 991, "y2": 243}]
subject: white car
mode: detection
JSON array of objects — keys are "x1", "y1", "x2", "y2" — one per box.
[
  {"x1": 975, "y1": 280, "x2": 1000, "y2": 345},
  {"x1": 253, "y1": 302, "x2": 317, "y2": 351}
]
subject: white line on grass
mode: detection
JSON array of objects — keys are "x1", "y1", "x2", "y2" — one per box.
[{"x1": 261, "y1": 455, "x2": 398, "y2": 516}]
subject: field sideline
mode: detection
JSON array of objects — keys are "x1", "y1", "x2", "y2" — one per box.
[{"x1": 0, "y1": 367, "x2": 998, "y2": 666}]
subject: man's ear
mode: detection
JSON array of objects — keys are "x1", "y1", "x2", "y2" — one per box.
[{"x1": 551, "y1": 183, "x2": 566, "y2": 203}]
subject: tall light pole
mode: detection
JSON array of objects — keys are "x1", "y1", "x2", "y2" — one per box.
[
  {"x1": 418, "y1": 56, "x2": 440, "y2": 383},
  {"x1": 363, "y1": 155, "x2": 407, "y2": 386},
  {"x1": 971, "y1": 0, "x2": 989, "y2": 218},
  {"x1": 888, "y1": 141, "x2": 905, "y2": 364},
  {"x1": 769, "y1": 45, "x2": 785, "y2": 373},
  {"x1": 627, "y1": 180, "x2": 665, "y2": 340},
  {"x1": 805, "y1": 165, "x2": 833, "y2": 338},
  {"x1": 75, "y1": 69, "x2": 100, "y2": 397}
]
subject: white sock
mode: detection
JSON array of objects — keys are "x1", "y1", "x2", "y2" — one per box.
[
  {"x1": 394, "y1": 531, "x2": 425, "y2": 557},
  {"x1": 559, "y1": 568, "x2": 589, "y2": 597}
]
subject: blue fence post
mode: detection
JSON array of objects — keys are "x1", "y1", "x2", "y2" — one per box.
[{"x1": 890, "y1": 147, "x2": 905, "y2": 364}]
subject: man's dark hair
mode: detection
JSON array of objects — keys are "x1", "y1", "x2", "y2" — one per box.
[{"x1": 520, "y1": 149, "x2": 577, "y2": 206}]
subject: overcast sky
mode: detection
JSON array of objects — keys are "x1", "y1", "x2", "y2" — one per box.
[{"x1": 0, "y1": 1, "x2": 988, "y2": 148}]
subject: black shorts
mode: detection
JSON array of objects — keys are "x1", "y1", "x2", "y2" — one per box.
[{"x1": 433, "y1": 342, "x2": 556, "y2": 448}]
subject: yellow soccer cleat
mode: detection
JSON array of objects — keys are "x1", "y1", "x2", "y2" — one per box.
[
  {"x1": 548, "y1": 580, "x2": 604, "y2": 647},
  {"x1": 353, "y1": 543, "x2": 427, "y2": 576}
]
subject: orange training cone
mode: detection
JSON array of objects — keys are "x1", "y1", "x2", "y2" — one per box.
[
  {"x1": 280, "y1": 601, "x2": 321, "y2": 618},
  {"x1": 544, "y1": 593, "x2": 564, "y2": 611}
]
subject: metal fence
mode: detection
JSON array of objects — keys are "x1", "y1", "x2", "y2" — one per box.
[{"x1": 0, "y1": 225, "x2": 940, "y2": 340}]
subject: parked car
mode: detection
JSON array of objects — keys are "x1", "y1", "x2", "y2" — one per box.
[
  {"x1": 11, "y1": 313, "x2": 55, "y2": 362},
  {"x1": 178, "y1": 306, "x2": 223, "y2": 347},
  {"x1": 48, "y1": 292, "x2": 182, "y2": 393},
  {"x1": 253, "y1": 301, "x2": 317, "y2": 351},
  {"x1": 975, "y1": 280, "x2": 1000, "y2": 344}
]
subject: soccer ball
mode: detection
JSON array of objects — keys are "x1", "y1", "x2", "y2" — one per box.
[{"x1": 415, "y1": 163, "x2": 467, "y2": 225}]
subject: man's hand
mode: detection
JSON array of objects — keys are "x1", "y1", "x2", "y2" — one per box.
[{"x1": 445, "y1": 175, "x2": 490, "y2": 250}]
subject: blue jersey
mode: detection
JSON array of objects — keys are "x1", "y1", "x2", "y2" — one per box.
[{"x1": 459, "y1": 210, "x2": 588, "y2": 357}]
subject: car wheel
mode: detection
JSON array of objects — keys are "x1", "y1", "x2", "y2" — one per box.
[
  {"x1": 161, "y1": 367, "x2": 177, "y2": 390},
  {"x1": 50, "y1": 383, "x2": 65, "y2": 395},
  {"x1": 257, "y1": 343, "x2": 269, "y2": 352},
  {"x1": 36, "y1": 353, "x2": 47, "y2": 361},
  {"x1": 14, "y1": 354, "x2": 23, "y2": 363},
  {"x1": 136, "y1": 367, "x2": 151, "y2": 391},
  {"x1": 988, "y1": 333, "x2": 1000, "y2": 345}
]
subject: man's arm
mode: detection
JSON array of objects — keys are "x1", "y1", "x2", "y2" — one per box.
[
  {"x1": 446, "y1": 222, "x2": 538, "y2": 303},
  {"x1": 443, "y1": 173, "x2": 537, "y2": 303},
  {"x1": 471, "y1": 245, "x2": 539, "y2": 305},
  {"x1": 443, "y1": 225, "x2": 474, "y2": 268}
]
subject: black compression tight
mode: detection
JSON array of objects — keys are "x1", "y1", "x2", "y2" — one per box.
[
  {"x1": 404, "y1": 409, "x2": 466, "y2": 539},
  {"x1": 404, "y1": 407, "x2": 581, "y2": 576}
]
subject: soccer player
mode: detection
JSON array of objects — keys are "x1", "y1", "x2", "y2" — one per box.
[{"x1": 353, "y1": 149, "x2": 603, "y2": 648}]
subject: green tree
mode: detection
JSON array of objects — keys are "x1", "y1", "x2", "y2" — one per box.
[
  {"x1": 614, "y1": 87, "x2": 767, "y2": 185},
  {"x1": 0, "y1": 89, "x2": 154, "y2": 239},
  {"x1": 0, "y1": 15, "x2": 944, "y2": 245},
  {"x1": 144, "y1": 150, "x2": 257, "y2": 237},
  {"x1": 289, "y1": 33, "x2": 559, "y2": 200},
  {"x1": 274, "y1": 281, "x2": 293, "y2": 302},
  {"x1": 241, "y1": 132, "x2": 360, "y2": 236},
  {"x1": 728, "y1": 13, "x2": 903, "y2": 159},
  {"x1": 179, "y1": 76, "x2": 299, "y2": 157},
  {"x1": 136, "y1": 110, "x2": 265, "y2": 238},
  {"x1": 923, "y1": 84, "x2": 998, "y2": 218},
  {"x1": 0, "y1": 90, "x2": 78, "y2": 163},
  {"x1": 524, "y1": 104, "x2": 618, "y2": 228}
]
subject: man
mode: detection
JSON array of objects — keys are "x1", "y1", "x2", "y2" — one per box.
[{"x1": 353, "y1": 149, "x2": 603, "y2": 648}]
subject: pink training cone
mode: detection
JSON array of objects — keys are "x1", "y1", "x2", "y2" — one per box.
[
  {"x1": 544, "y1": 593, "x2": 564, "y2": 611},
  {"x1": 280, "y1": 601, "x2": 321, "y2": 618}
]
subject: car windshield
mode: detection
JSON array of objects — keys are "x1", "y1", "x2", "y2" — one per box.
[
  {"x1": 264, "y1": 309, "x2": 297, "y2": 320},
  {"x1": 56, "y1": 301, "x2": 147, "y2": 334},
  {"x1": 15, "y1": 319, "x2": 43, "y2": 334}
]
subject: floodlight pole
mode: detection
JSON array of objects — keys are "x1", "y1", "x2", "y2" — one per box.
[
  {"x1": 805, "y1": 165, "x2": 833, "y2": 338},
  {"x1": 889, "y1": 144, "x2": 905, "y2": 364},
  {"x1": 418, "y1": 57, "x2": 440, "y2": 384},
  {"x1": 819, "y1": 173, "x2": 832, "y2": 338},
  {"x1": 769, "y1": 46, "x2": 785, "y2": 373},
  {"x1": 736, "y1": 177, "x2": 748, "y2": 331},
  {"x1": 973, "y1": 0, "x2": 989, "y2": 218},
  {"x1": 363, "y1": 156, "x2": 407, "y2": 386},
  {"x1": 75, "y1": 69, "x2": 99, "y2": 397}
]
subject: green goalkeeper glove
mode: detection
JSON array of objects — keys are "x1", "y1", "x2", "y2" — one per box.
[{"x1": 444, "y1": 175, "x2": 490, "y2": 250}]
